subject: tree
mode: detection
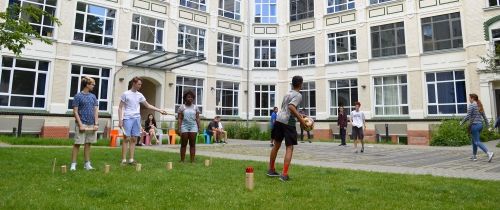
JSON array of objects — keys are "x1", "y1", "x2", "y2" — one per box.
[
  {"x1": 0, "y1": 3, "x2": 61, "y2": 56},
  {"x1": 478, "y1": 44, "x2": 500, "y2": 73}
]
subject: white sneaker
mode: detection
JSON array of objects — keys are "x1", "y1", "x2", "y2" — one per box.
[
  {"x1": 70, "y1": 163, "x2": 77, "y2": 171},
  {"x1": 470, "y1": 156, "x2": 477, "y2": 161},
  {"x1": 488, "y1": 152, "x2": 494, "y2": 162},
  {"x1": 84, "y1": 162, "x2": 95, "y2": 170}
]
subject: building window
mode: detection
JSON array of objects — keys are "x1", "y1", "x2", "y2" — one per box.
[
  {"x1": 217, "y1": 33, "x2": 240, "y2": 66},
  {"x1": 327, "y1": 0, "x2": 354, "y2": 14},
  {"x1": 10, "y1": 0, "x2": 57, "y2": 37},
  {"x1": 299, "y1": 82, "x2": 316, "y2": 116},
  {"x1": 290, "y1": 37, "x2": 315, "y2": 67},
  {"x1": 218, "y1": 0, "x2": 241, "y2": 20},
  {"x1": 328, "y1": 30, "x2": 357, "y2": 63},
  {"x1": 130, "y1": 14, "x2": 164, "y2": 51},
  {"x1": 493, "y1": 29, "x2": 500, "y2": 66},
  {"x1": 426, "y1": 71, "x2": 466, "y2": 115},
  {"x1": 74, "y1": 2, "x2": 115, "y2": 46},
  {"x1": 290, "y1": 0, "x2": 314, "y2": 22},
  {"x1": 180, "y1": 0, "x2": 207, "y2": 11},
  {"x1": 374, "y1": 75, "x2": 408, "y2": 116},
  {"x1": 489, "y1": 0, "x2": 500, "y2": 6},
  {"x1": 216, "y1": 81, "x2": 239, "y2": 116},
  {"x1": 254, "y1": 39, "x2": 277, "y2": 68},
  {"x1": 175, "y1": 76, "x2": 204, "y2": 113},
  {"x1": 68, "y1": 64, "x2": 110, "y2": 111},
  {"x1": 371, "y1": 22, "x2": 405, "y2": 58},
  {"x1": 255, "y1": 0, "x2": 276, "y2": 23},
  {"x1": 329, "y1": 79, "x2": 358, "y2": 116},
  {"x1": 370, "y1": 0, "x2": 394, "y2": 4},
  {"x1": 254, "y1": 84, "x2": 276, "y2": 117},
  {"x1": 178, "y1": 25, "x2": 205, "y2": 57},
  {"x1": 0, "y1": 56, "x2": 49, "y2": 109},
  {"x1": 421, "y1": 12, "x2": 462, "y2": 52}
]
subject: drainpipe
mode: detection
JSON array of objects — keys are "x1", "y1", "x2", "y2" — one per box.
[{"x1": 245, "y1": 0, "x2": 251, "y2": 127}]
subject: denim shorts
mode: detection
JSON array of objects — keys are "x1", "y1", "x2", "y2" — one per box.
[
  {"x1": 123, "y1": 117, "x2": 141, "y2": 137},
  {"x1": 181, "y1": 122, "x2": 198, "y2": 133}
]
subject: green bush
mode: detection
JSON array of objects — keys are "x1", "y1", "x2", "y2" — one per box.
[
  {"x1": 430, "y1": 120, "x2": 470, "y2": 146},
  {"x1": 479, "y1": 121, "x2": 500, "y2": 142}
]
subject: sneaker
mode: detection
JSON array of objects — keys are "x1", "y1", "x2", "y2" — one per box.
[
  {"x1": 121, "y1": 160, "x2": 127, "y2": 166},
  {"x1": 70, "y1": 163, "x2": 77, "y2": 171},
  {"x1": 84, "y1": 162, "x2": 95, "y2": 170},
  {"x1": 308, "y1": 140, "x2": 312, "y2": 143},
  {"x1": 338, "y1": 144, "x2": 343, "y2": 146},
  {"x1": 488, "y1": 152, "x2": 494, "y2": 162},
  {"x1": 128, "y1": 160, "x2": 138, "y2": 165},
  {"x1": 266, "y1": 170, "x2": 280, "y2": 177},
  {"x1": 279, "y1": 175, "x2": 289, "y2": 182},
  {"x1": 354, "y1": 150, "x2": 358, "y2": 154},
  {"x1": 361, "y1": 148, "x2": 364, "y2": 153},
  {"x1": 469, "y1": 155, "x2": 477, "y2": 161}
]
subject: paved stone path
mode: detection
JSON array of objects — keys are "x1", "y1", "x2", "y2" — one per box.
[{"x1": 142, "y1": 140, "x2": 500, "y2": 181}]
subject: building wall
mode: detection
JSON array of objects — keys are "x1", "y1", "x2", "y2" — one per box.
[{"x1": 0, "y1": 0, "x2": 499, "y2": 143}]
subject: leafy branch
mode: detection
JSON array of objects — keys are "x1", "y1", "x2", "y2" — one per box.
[{"x1": 0, "y1": 3, "x2": 61, "y2": 56}]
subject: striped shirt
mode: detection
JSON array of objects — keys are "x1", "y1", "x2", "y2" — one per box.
[{"x1": 460, "y1": 102, "x2": 488, "y2": 125}]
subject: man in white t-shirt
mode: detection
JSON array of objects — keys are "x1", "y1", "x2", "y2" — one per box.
[
  {"x1": 350, "y1": 101, "x2": 366, "y2": 153},
  {"x1": 118, "y1": 77, "x2": 166, "y2": 165}
]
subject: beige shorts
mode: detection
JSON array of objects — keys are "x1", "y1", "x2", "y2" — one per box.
[{"x1": 74, "y1": 124, "x2": 97, "y2": 144}]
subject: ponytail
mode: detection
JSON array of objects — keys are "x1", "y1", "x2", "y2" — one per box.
[{"x1": 469, "y1": 93, "x2": 484, "y2": 113}]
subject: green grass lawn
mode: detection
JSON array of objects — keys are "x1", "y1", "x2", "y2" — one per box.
[{"x1": 0, "y1": 147, "x2": 499, "y2": 210}]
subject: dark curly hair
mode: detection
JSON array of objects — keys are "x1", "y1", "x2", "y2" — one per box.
[{"x1": 183, "y1": 90, "x2": 196, "y2": 102}]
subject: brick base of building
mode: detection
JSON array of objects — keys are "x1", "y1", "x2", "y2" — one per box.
[
  {"x1": 312, "y1": 129, "x2": 331, "y2": 140},
  {"x1": 41, "y1": 126, "x2": 69, "y2": 138},
  {"x1": 407, "y1": 130, "x2": 430, "y2": 145}
]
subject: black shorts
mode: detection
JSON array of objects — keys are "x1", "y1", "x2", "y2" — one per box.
[
  {"x1": 271, "y1": 122, "x2": 298, "y2": 146},
  {"x1": 352, "y1": 126, "x2": 364, "y2": 139}
]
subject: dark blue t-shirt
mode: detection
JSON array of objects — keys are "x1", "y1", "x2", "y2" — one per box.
[{"x1": 72, "y1": 92, "x2": 98, "y2": 125}]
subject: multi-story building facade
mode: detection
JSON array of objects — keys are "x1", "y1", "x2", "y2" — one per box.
[{"x1": 1, "y1": 0, "x2": 500, "y2": 144}]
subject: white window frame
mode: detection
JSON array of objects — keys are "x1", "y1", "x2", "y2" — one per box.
[
  {"x1": 175, "y1": 76, "x2": 204, "y2": 114},
  {"x1": 73, "y1": 2, "x2": 116, "y2": 46},
  {"x1": 291, "y1": 53, "x2": 315, "y2": 67},
  {"x1": 254, "y1": 39, "x2": 277, "y2": 68},
  {"x1": 326, "y1": 0, "x2": 355, "y2": 14},
  {"x1": 11, "y1": 0, "x2": 57, "y2": 37},
  {"x1": 327, "y1": 30, "x2": 357, "y2": 63},
  {"x1": 299, "y1": 82, "x2": 316, "y2": 117},
  {"x1": 217, "y1": 33, "x2": 240, "y2": 66},
  {"x1": 178, "y1": 25, "x2": 206, "y2": 57},
  {"x1": 369, "y1": 0, "x2": 396, "y2": 5},
  {"x1": 425, "y1": 70, "x2": 467, "y2": 116},
  {"x1": 216, "y1": 80, "x2": 239, "y2": 116},
  {"x1": 490, "y1": 28, "x2": 500, "y2": 66},
  {"x1": 130, "y1": 14, "x2": 164, "y2": 51},
  {"x1": 371, "y1": 22, "x2": 406, "y2": 58},
  {"x1": 373, "y1": 75, "x2": 408, "y2": 116},
  {"x1": 68, "y1": 64, "x2": 111, "y2": 112},
  {"x1": 255, "y1": 0, "x2": 277, "y2": 24},
  {"x1": 421, "y1": 12, "x2": 463, "y2": 52},
  {"x1": 218, "y1": 0, "x2": 241, "y2": 20},
  {"x1": 254, "y1": 84, "x2": 276, "y2": 117},
  {"x1": 179, "y1": 0, "x2": 207, "y2": 12},
  {"x1": 290, "y1": 0, "x2": 314, "y2": 22},
  {"x1": 0, "y1": 56, "x2": 49, "y2": 109},
  {"x1": 329, "y1": 79, "x2": 358, "y2": 116}
]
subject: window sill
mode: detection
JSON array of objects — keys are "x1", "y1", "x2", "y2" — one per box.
[
  {"x1": 420, "y1": 48, "x2": 465, "y2": 56},
  {"x1": 217, "y1": 16, "x2": 244, "y2": 25},
  {"x1": 326, "y1": 60, "x2": 358, "y2": 66},
  {"x1": 289, "y1": 17, "x2": 315, "y2": 25},
  {"x1": 369, "y1": 54, "x2": 407, "y2": 62},
  {"x1": 289, "y1": 64, "x2": 316, "y2": 70},
  {"x1": 178, "y1": 5, "x2": 209, "y2": 15},
  {"x1": 71, "y1": 41, "x2": 115, "y2": 51},
  {"x1": 324, "y1": 9, "x2": 356, "y2": 18},
  {"x1": 252, "y1": 68, "x2": 278, "y2": 71},
  {"x1": 483, "y1": 5, "x2": 500, "y2": 11},
  {"x1": 216, "y1": 63, "x2": 243, "y2": 70},
  {"x1": 366, "y1": 0, "x2": 405, "y2": 9},
  {"x1": 252, "y1": 23, "x2": 279, "y2": 26}
]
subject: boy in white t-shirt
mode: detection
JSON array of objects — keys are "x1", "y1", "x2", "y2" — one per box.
[
  {"x1": 350, "y1": 101, "x2": 366, "y2": 153},
  {"x1": 118, "y1": 77, "x2": 167, "y2": 165}
]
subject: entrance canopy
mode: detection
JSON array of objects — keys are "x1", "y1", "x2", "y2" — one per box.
[{"x1": 122, "y1": 51, "x2": 205, "y2": 70}]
